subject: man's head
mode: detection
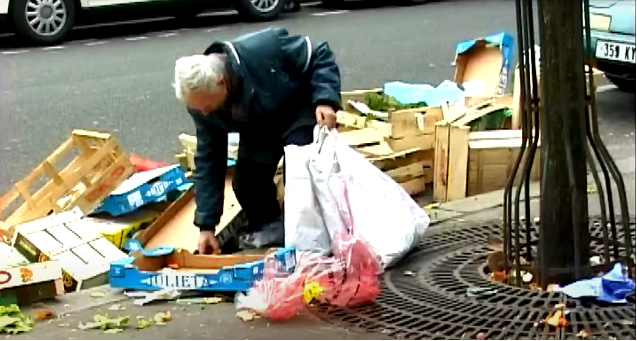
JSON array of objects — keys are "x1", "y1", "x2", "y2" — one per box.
[{"x1": 173, "y1": 54, "x2": 229, "y2": 115}]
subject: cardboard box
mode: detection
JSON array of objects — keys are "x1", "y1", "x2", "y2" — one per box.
[
  {"x1": 454, "y1": 32, "x2": 515, "y2": 97},
  {"x1": 109, "y1": 247, "x2": 296, "y2": 292},
  {"x1": 1, "y1": 243, "x2": 64, "y2": 305},
  {"x1": 82, "y1": 207, "x2": 161, "y2": 249},
  {"x1": 93, "y1": 165, "x2": 188, "y2": 217},
  {"x1": 11, "y1": 209, "x2": 128, "y2": 292}
]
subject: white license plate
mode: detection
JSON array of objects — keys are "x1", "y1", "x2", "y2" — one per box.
[{"x1": 596, "y1": 41, "x2": 637, "y2": 64}]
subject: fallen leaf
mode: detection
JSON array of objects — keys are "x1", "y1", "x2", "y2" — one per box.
[
  {"x1": 137, "y1": 318, "x2": 151, "y2": 329},
  {"x1": 34, "y1": 309, "x2": 55, "y2": 321},
  {"x1": 236, "y1": 310, "x2": 256, "y2": 322},
  {"x1": 577, "y1": 330, "x2": 589, "y2": 339},
  {"x1": 90, "y1": 292, "x2": 106, "y2": 298},
  {"x1": 153, "y1": 311, "x2": 172, "y2": 324},
  {"x1": 425, "y1": 203, "x2": 440, "y2": 210},
  {"x1": 490, "y1": 271, "x2": 507, "y2": 282},
  {"x1": 108, "y1": 304, "x2": 125, "y2": 311},
  {"x1": 587, "y1": 186, "x2": 597, "y2": 194},
  {"x1": 79, "y1": 314, "x2": 129, "y2": 331}
]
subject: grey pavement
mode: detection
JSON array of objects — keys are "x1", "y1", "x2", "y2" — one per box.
[{"x1": 1, "y1": 0, "x2": 635, "y2": 193}]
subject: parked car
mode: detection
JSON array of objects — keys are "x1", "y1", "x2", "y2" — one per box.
[
  {"x1": 0, "y1": 0, "x2": 293, "y2": 45},
  {"x1": 587, "y1": 0, "x2": 636, "y2": 92}
]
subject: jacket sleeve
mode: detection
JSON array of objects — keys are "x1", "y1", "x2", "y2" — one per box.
[
  {"x1": 277, "y1": 28, "x2": 342, "y2": 111},
  {"x1": 188, "y1": 109, "x2": 228, "y2": 231}
]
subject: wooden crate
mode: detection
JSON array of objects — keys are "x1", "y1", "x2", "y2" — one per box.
[
  {"x1": 433, "y1": 100, "x2": 516, "y2": 203},
  {"x1": 338, "y1": 88, "x2": 444, "y2": 152},
  {"x1": 434, "y1": 128, "x2": 541, "y2": 202},
  {"x1": 0, "y1": 130, "x2": 134, "y2": 236},
  {"x1": 368, "y1": 148, "x2": 433, "y2": 196},
  {"x1": 467, "y1": 130, "x2": 541, "y2": 196}
]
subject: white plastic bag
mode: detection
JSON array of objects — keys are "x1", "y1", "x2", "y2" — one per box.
[
  {"x1": 283, "y1": 128, "x2": 331, "y2": 254},
  {"x1": 328, "y1": 130, "x2": 430, "y2": 268},
  {"x1": 308, "y1": 127, "x2": 347, "y2": 245}
]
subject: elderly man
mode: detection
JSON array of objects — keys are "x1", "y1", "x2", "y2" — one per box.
[{"x1": 173, "y1": 27, "x2": 342, "y2": 255}]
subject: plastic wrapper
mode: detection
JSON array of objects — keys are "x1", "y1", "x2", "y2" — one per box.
[{"x1": 235, "y1": 232, "x2": 381, "y2": 321}]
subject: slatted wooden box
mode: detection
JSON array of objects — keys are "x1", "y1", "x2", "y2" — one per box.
[{"x1": 1, "y1": 130, "x2": 135, "y2": 238}]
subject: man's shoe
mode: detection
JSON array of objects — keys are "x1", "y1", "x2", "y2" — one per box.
[{"x1": 239, "y1": 215, "x2": 284, "y2": 249}]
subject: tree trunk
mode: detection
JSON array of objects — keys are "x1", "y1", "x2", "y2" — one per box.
[{"x1": 537, "y1": 0, "x2": 591, "y2": 286}]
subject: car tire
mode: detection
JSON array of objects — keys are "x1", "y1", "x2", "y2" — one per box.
[
  {"x1": 606, "y1": 75, "x2": 636, "y2": 93},
  {"x1": 11, "y1": 0, "x2": 76, "y2": 45},
  {"x1": 235, "y1": 0, "x2": 286, "y2": 21}
]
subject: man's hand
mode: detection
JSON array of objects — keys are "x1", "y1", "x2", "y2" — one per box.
[
  {"x1": 315, "y1": 105, "x2": 337, "y2": 128},
  {"x1": 198, "y1": 230, "x2": 221, "y2": 255}
]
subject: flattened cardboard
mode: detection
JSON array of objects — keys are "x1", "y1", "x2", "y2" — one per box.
[
  {"x1": 454, "y1": 32, "x2": 515, "y2": 97},
  {"x1": 128, "y1": 174, "x2": 242, "y2": 253}
]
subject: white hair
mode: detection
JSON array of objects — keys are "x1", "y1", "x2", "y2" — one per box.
[{"x1": 173, "y1": 54, "x2": 227, "y2": 102}]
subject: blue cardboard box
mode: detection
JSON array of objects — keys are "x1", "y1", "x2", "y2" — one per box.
[
  {"x1": 109, "y1": 247, "x2": 296, "y2": 292},
  {"x1": 454, "y1": 32, "x2": 515, "y2": 96},
  {"x1": 94, "y1": 165, "x2": 188, "y2": 216}
]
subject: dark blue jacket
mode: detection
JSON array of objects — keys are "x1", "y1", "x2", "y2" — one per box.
[{"x1": 189, "y1": 27, "x2": 342, "y2": 230}]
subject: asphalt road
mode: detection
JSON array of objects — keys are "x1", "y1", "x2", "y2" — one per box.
[{"x1": 0, "y1": 0, "x2": 635, "y2": 195}]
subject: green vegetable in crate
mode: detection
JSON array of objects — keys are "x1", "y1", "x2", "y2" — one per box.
[{"x1": 364, "y1": 93, "x2": 428, "y2": 112}]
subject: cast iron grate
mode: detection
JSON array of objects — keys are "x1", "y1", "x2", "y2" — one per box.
[{"x1": 308, "y1": 217, "x2": 636, "y2": 340}]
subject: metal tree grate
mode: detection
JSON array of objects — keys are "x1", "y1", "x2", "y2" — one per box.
[{"x1": 308, "y1": 217, "x2": 636, "y2": 340}]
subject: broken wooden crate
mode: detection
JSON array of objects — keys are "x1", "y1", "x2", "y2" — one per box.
[
  {"x1": 0, "y1": 130, "x2": 135, "y2": 238},
  {"x1": 434, "y1": 127, "x2": 542, "y2": 203},
  {"x1": 338, "y1": 88, "x2": 444, "y2": 152},
  {"x1": 11, "y1": 208, "x2": 128, "y2": 292}
]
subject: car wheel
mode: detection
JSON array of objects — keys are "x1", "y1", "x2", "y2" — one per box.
[
  {"x1": 11, "y1": 0, "x2": 76, "y2": 45},
  {"x1": 235, "y1": 0, "x2": 286, "y2": 21},
  {"x1": 606, "y1": 75, "x2": 636, "y2": 93}
]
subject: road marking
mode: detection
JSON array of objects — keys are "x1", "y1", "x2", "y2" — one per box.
[
  {"x1": 1, "y1": 50, "x2": 28, "y2": 55},
  {"x1": 158, "y1": 32, "x2": 178, "y2": 38},
  {"x1": 597, "y1": 84, "x2": 618, "y2": 93},
  {"x1": 312, "y1": 10, "x2": 349, "y2": 16},
  {"x1": 207, "y1": 27, "x2": 227, "y2": 32},
  {"x1": 85, "y1": 41, "x2": 107, "y2": 46},
  {"x1": 42, "y1": 46, "x2": 64, "y2": 51},
  {"x1": 125, "y1": 36, "x2": 148, "y2": 41}
]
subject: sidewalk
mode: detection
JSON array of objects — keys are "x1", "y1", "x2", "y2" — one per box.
[{"x1": 5, "y1": 160, "x2": 634, "y2": 340}]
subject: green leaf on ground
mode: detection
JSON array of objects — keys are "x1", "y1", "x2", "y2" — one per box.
[
  {"x1": 78, "y1": 314, "x2": 130, "y2": 331},
  {"x1": 0, "y1": 305, "x2": 34, "y2": 334}
]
